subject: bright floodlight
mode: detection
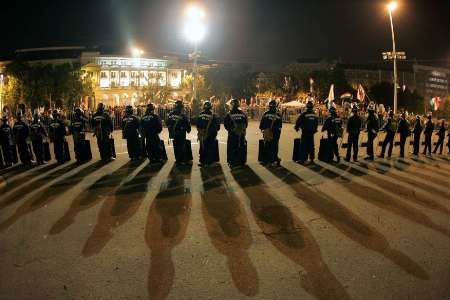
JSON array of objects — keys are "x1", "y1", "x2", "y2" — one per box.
[
  {"x1": 131, "y1": 48, "x2": 144, "y2": 57},
  {"x1": 183, "y1": 4, "x2": 206, "y2": 43},
  {"x1": 388, "y1": 1, "x2": 398, "y2": 12}
]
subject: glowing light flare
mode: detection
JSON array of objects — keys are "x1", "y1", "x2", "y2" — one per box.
[
  {"x1": 183, "y1": 4, "x2": 207, "y2": 43},
  {"x1": 131, "y1": 48, "x2": 144, "y2": 57},
  {"x1": 388, "y1": 1, "x2": 398, "y2": 12}
]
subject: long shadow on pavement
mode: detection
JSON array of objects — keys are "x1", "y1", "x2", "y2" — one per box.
[
  {"x1": 336, "y1": 162, "x2": 450, "y2": 215},
  {"x1": 145, "y1": 164, "x2": 192, "y2": 300},
  {"x1": 307, "y1": 163, "x2": 450, "y2": 238},
  {"x1": 49, "y1": 160, "x2": 141, "y2": 235},
  {"x1": 200, "y1": 164, "x2": 258, "y2": 296},
  {"x1": 265, "y1": 164, "x2": 429, "y2": 280},
  {"x1": 231, "y1": 165, "x2": 350, "y2": 300},
  {"x1": 82, "y1": 162, "x2": 165, "y2": 257},
  {"x1": 0, "y1": 163, "x2": 79, "y2": 211},
  {"x1": 1, "y1": 163, "x2": 60, "y2": 194},
  {"x1": 0, "y1": 161, "x2": 105, "y2": 233}
]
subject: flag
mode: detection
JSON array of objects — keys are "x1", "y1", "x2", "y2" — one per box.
[
  {"x1": 327, "y1": 84, "x2": 335, "y2": 101},
  {"x1": 430, "y1": 97, "x2": 441, "y2": 111},
  {"x1": 357, "y1": 84, "x2": 366, "y2": 102}
]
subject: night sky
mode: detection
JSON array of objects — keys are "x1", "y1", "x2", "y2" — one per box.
[{"x1": 1, "y1": 0, "x2": 449, "y2": 66}]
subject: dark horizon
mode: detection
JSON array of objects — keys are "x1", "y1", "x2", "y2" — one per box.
[{"x1": 1, "y1": 0, "x2": 449, "y2": 66}]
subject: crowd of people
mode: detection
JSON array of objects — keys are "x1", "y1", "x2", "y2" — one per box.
[{"x1": 1, "y1": 98, "x2": 449, "y2": 170}]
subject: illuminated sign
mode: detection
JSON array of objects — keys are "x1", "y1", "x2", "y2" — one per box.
[{"x1": 95, "y1": 57, "x2": 168, "y2": 69}]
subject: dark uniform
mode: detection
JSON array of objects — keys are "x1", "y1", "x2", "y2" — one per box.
[
  {"x1": 70, "y1": 110, "x2": 87, "y2": 162},
  {"x1": 49, "y1": 112, "x2": 67, "y2": 164},
  {"x1": 447, "y1": 129, "x2": 450, "y2": 154},
  {"x1": 433, "y1": 121, "x2": 446, "y2": 154},
  {"x1": 259, "y1": 106, "x2": 282, "y2": 165},
  {"x1": 121, "y1": 106, "x2": 141, "y2": 160},
  {"x1": 345, "y1": 108, "x2": 362, "y2": 161},
  {"x1": 13, "y1": 116, "x2": 32, "y2": 165},
  {"x1": 197, "y1": 102, "x2": 220, "y2": 166},
  {"x1": 422, "y1": 117, "x2": 434, "y2": 156},
  {"x1": 30, "y1": 116, "x2": 47, "y2": 164},
  {"x1": 322, "y1": 107, "x2": 343, "y2": 163},
  {"x1": 167, "y1": 103, "x2": 192, "y2": 164},
  {"x1": 379, "y1": 112, "x2": 397, "y2": 158},
  {"x1": 92, "y1": 104, "x2": 114, "y2": 162},
  {"x1": 141, "y1": 104, "x2": 165, "y2": 163},
  {"x1": 294, "y1": 102, "x2": 318, "y2": 162},
  {"x1": 0, "y1": 117, "x2": 13, "y2": 166},
  {"x1": 412, "y1": 117, "x2": 423, "y2": 155},
  {"x1": 224, "y1": 100, "x2": 248, "y2": 167},
  {"x1": 365, "y1": 106, "x2": 379, "y2": 160},
  {"x1": 397, "y1": 115, "x2": 410, "y2": 158}
]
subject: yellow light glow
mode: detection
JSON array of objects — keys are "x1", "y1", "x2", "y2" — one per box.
[
  {"x1": 388, "y1": 1, "x2": 398, "y2": 12},
  {"x1": 131, "y1": 48, "x2": 144, "y2": 57}
]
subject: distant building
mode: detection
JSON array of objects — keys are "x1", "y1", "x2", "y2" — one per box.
[{"x1": 0, "y1": 46, "x2": 197, "y2": 108}]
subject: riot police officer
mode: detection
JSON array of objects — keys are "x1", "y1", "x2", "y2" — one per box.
[
  {"x1": 70, "y1": 108, "x2": 87, "y2": 162},
  {"x1": 197, "y1": 100, "x2": 220, "y2": 167},
  {"x1": 422, "y1": 114, "x2": 434, "y2": 156},
  {"x1": 322, "y1": 106, "x2": 343, "y2": 163},
  {"x1": 92, "y1": 103, "x2": 114, "y2": 162},
  {"x1": 167, "y1": 100, "x2": 192, "y2": 165},
  {"x1": 294, "y1": 100, "x2": 318, "y2": 163},
  {"x1": 121, "y1": 105, "x2": 141, "y2": 161},
  {"x1": 224, "y1": 99, "x2": 248, "y2": 168},
  {"x1": 0, "y1": 114, "x2": 13, "y2": 167},
  {"x1": 433, "y1": 120, "x2": 446, "y2": 155},
  {"x1": 379, "y1": 110, "x2": 396, "y2": 159},
  {"x1": 259, "y1": 99, "x2": 282, "y2": 166},
  {"x1": 345, "y1": 105, "x2": 362, "y2": 162},
  {"x1": 397, "y1": 113, "x2": 410, "y2": 158},
  {"x1": 30, "y1": 113, "x2": 48, "y2": 164},
  {"x1": 141, "y1": 103, "x2": 165, "y2": 163},
  {"x1": 49, "y1": 110, "x2": 67, "y2": 164},
  {"x1": 13, "y1": 113, "x2": 32, "y2": 165},
  {"x1": 364, "y1": 103, "x2": 379, "y2": 160},
  {"x1": 412, "y1": 115, "x2": 422, "y2": 156}
]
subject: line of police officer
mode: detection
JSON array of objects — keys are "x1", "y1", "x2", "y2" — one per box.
[{"x1": 2, "y1": 99, "x2": 449, "y2": 170}]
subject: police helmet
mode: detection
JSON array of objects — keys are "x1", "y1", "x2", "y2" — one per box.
[
  {"x1": 352, "y1": 104, "x2": 359, "y2": 112},
  {"x1": 147, "y1": 103, "x2": 155, "y2": 112},
  {"x1": 175, "y1": 100, "x2": 183, "y2": 108},
  {"x1": 389, "y1": 110, "x2": 394, "y2": 117},
  {"x1": 203, "y1": 100, "x2": 212, "y2": 110},
  {"x1": 306, "y1": 101, "x2": 314, "y2": 110},
  {"x1": 230, "y1": 98, "x2": 239, "y2": 107},
  {"x1": 97, "y1": 103, "x2": 104, "y2": 112},
  {"x1": 427, "y1": 114, "x2": 432, "y2": 120},
  {"x1": 329, "y1": 106, "x2": 337, "y2": 114},
  {"x1": 367, "y1": 102, "x2": 375, "y2": 112},
  {"x1": 269, "y1": 99, "x2": 277, "y2": 109},
  {"x1": 125, "y1": 105, "x2": 133, "y2": 114}
]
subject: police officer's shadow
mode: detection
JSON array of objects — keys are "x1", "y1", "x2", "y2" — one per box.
[
  {"x1": 199, "y1": 164, "x2": 259, "y2": 296},
  {"x1": 49, "y1": 160, "x2": 142, "y2": 236},
  {"x1": 0, "y1": 163, "x2": 60, "y2": 197},
  {"x1": 0, "y1": 161, "x2": 104, "y2": 233},
  {"x1": 145, "y1": 163, "x2": 192, "y2": 300},
  {"x1": 82, "y1": 161, "x2": 165, "y2": 257},
  {"x1": 263, "y1": 163, "x2": 429, "y2": 280},
  {"x1": 230, "y1": 165, "x2": 350, "y2": 300}
]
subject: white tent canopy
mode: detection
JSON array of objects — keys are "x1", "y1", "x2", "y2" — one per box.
[{"x1": 280, "y1": 101, "x2": 305, "y2": 108}]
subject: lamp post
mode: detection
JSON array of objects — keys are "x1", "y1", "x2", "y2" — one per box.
[
  {"x1": 388, "y1": 1, "x2": 398, "y2": 114},
  {"x1": 183, "y1": 4, "x2": 206, "y2": 102},
  {"x1": 0, "y1": 74, "x2": 4, "y2": 113},
  {"x1": 131, "y1": 47, "x2": 144, "y2": 105}
]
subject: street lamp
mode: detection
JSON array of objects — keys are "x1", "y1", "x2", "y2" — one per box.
[
  {"x1": 183, "y1": 3, "x2": 206, "y2": 102},
  {"x1": 387, "y1": 1, "x2": 398, "y2": 114},
  {"x1": 0, "y1": 74, "x2": 4, "y2": 113}
]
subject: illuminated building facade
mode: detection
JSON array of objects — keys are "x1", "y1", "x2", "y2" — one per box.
[{"x1": 0, "y1": 47, "x2": 189, "y2": 108}]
